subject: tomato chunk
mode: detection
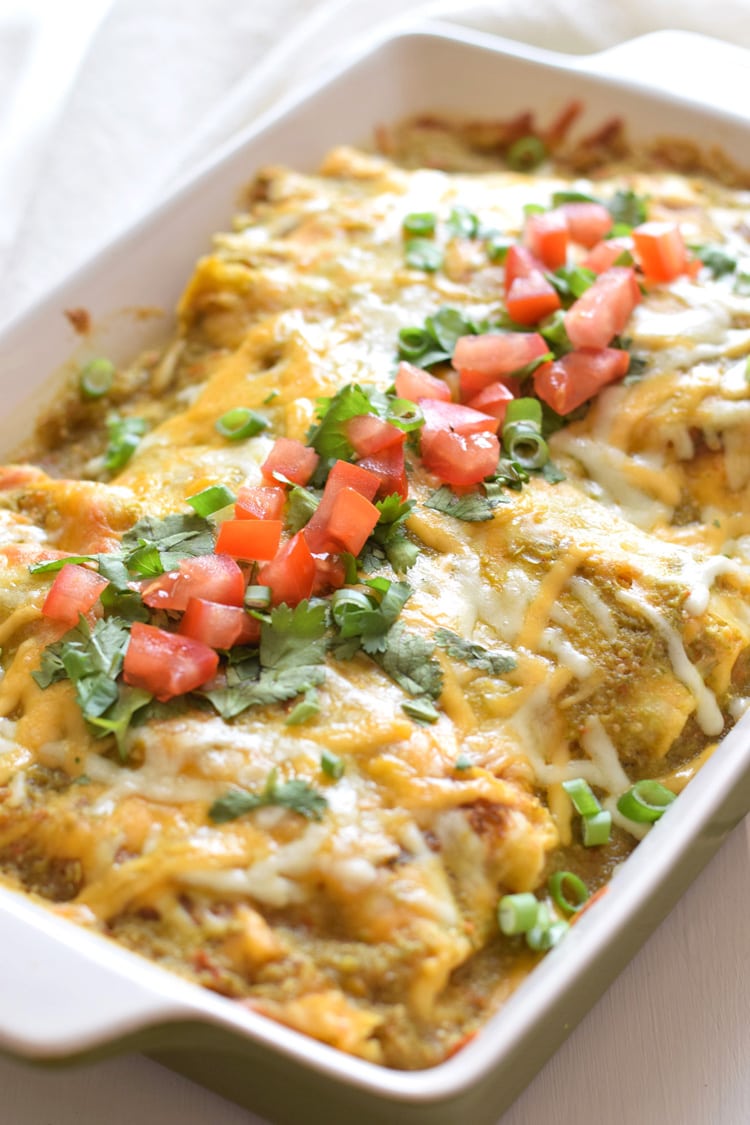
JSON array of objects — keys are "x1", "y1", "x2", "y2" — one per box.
[
  {"x1": 215, "y1": 518, "x2": 282, "y2": 561},
  {"x1": 311, "y1": 553, "x2": 347, "y2": 596},
  {"x1": 261, "y1": 437, "x2": 319, "y2": 486},
  {"x1": 394, "y1": 361, "x2": 451, "y2": 403},
  {"x1": 257, "y1": 532, "x2": 315, "y2": 606},
  {"x1": 419, "y1": 398, "x2": 497, "y2": 436},
  {"x1": 506, "y1": 273, "x2": 561, "y2": 326},
  {"x1": 466, "y1": 382, "x2": 515, "y2": 429},
  {"x1": 582, "y1": 237, "x2": 633, "y2": 274},
  {"x1": 421, "y1": 429, "x2": 500, "y2": 486},
  {"x1": 179, "y1": 598, "x2": 259, "y2": 649},
  {"x1": 123, "y1": 622, "x2": 219, "y2": 701},
  {"x1": 504, "y1": 245, "x2": 543, "y2": 293},
  {"x1": 141, "y1": 554, "x2": 245, "y2": 611},
  {"x1": 318, "y1": 487, "x2": 380, "y2": 555},
  {"x1": 303, "y1": 459, "x2": 380, "y2": 552},
  {"x1": 41, "y1": 563, "x2": 109, "y2": 626},
  {"x1": 345, "y1": 414, "x2": 406, "y2": 457},
  {"x1": 357, "y1": 443, "x2": 408, "y2": 501},
  {"x1": 454, "y1": 332, "x2": 547, "y2": 384},
  {"x1": 561, "y1": 202, "x2": 613, "y2": 248},
  {"x1": 524, "y1": 210, "x2": 568, "y2": 269},
  {"x1": 632, "y1": 221, "x2": 689, "y2": 283},
  {"x1": 234, "y1": 485, "x2": 286, "y2": 521},
  {"x1": 565, "y1": 267, "x2": 641, "y2": 349},
  {"x1": 533, "y1": 347, "x2": 630, "y2": 414}
]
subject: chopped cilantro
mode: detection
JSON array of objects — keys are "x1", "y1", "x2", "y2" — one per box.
[
  {"x1": 330, "y1": 580, "x2": 411, "y2": 657},
  {"x1": 307, "y1": 384, "x2": 374, "y2": 462},
  {"x1": 551, "y1": 190, "x2": 597, "y2": 207},
  {"x1": 120, "y1": 513, "x2": 215, "y2": 576},
  {"x1": 370, "y1": 622, "x2": 443, "y2": 699},
  {"x1": 424, "y1": 485, "x2": 507, "y2": 522},
  {"x1": 285, "y1": 484, "x2": 320, "y2": 533},
  {"x1": 606, "y1": 189, "x2": 648, "y2": 229},
  {"x1": 435, "y1": 627, "x2": 516, "y2": 674},
  {"x1": 28, "y1": 555, "x2": 96, "y2": 575},
  {"x1": 540, "y1": 460, "x2": 566, "y2": 484},
  {"x1": 397, "y1": 307, "x2": 483, "y2": 368},
  {"x1": 87, "y1": 686, "x2": 153, "y2": 757},
  {"x1": 689, "y1": 243, "x2": 736, "y2": 278},
  {"x1": 209, "y1": 768, "x2": 328, "y2": 824},
  {"x1": 546, "y1": 265, "x2": 597, "y2": 304},
  {"x1": 366, "y1": 495, "x2": 419, "y2": 574}
]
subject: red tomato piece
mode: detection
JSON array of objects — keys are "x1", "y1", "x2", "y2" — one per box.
[
  {"x1": 419, "y1": 398, "x2": 497, "y2": 436},
  {"x1": 454, "y1": 332, "x2": 547, "y2": 384},
  {"x1": 319, "y1": 487, "x2": 380, "y2": 555},
  {"x1": 141, "y1": 554, "x2": 245, "y2": 611},
  {"x1": 311, "y1": 553, "x2": 347, "y2": 596},
  {"x1": 41, "y1": 563, "x2": 109, "y2": 626},
  {"x1": 561, "y1": 202, "x2": 613, "y2": 248},
  {"x1": 345, "y1": 414, "x2": 406, "y2": 457},
  {"x1": 357, "y1": 443, "x2": 408, "y2": 501},
  {"x1": 257, "y1": 532, "x2": 315, "y2": 606},
  {"x1": 421, "y1": 429, "x2": 500, "y2": 486},
  {"x1": 394, "y1": 361, "x2": 451, "y2": 403},
  {"x1": 504, "y1": 245, "x2": 543, "y2": 293},
  {"x1": 261, "y1": 437, "x2": 319, "y2": 486},
  {"x1": 524, "y1": 210, "x2": 568, "y2": 269},
  {"x1": 632, "y1": 221, "x2": 689, "y2": 283},
  {"x1": 506, "y1": 273, "x2": 562, "y2": 326},
  {"x1": 234, "y1": 485, "x2": 286, "y2": 521},
  {"x1": 582, "y1": 237, "x2": 633, "y2": 274},
  {"x1": 533, "y1": 347, "x2": 630, "y2": 414},
  {"x1": 123, "y1": 622, "x2": 219, "y2": 702},
  {"x1": 303, "y1": 459, "x2": 381, "y2": 552},
  {"x1": 178, "y1": 598, "x2": 260, "y2": 649},
  {"x1": 466, "y1": 382, "x2": 515, "y2": 429},
  {"x1": 215, "y1": 518, "x2": 282, "y2": 561},
  {"x1": 565, "y1": 267, "x2": 641, "y2": 350}
]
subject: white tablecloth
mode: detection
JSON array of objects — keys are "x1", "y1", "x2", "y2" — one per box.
[{"x1": 1, "y1": 2, "x2": 749, "y2": 1122}]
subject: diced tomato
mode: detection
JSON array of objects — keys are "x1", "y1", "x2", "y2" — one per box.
[
  {"x1": 632, "y1": 221, "x2": 689, "y2": 283},
  {"x1": 41, "y1": 563, "x2": 109, "y2": 626},
  {"x1": 466, "y1": 382, "x2": 515, "y2": 429},
  {"x1": 561, "y1": 202, "x2": 613, "y2": 248},
  {"x1": 419, "y1": 398, "x2": 497, "y2": 436},
  {"x1": 311, "y1": 553, "x2": 347, "y2": 596},
  {"x1": 178, "y1": 598, "x2": 260, "y2": 649},
  {"x1": 524, "y1": 210, "x2": 568, "y2": 269},
  {"x1": 565, "y1": 267, "x2": 641, "y2": 350},
  {"x1": 453, "y1": 332, "x2": 548, "y2": 385},
  {"x1": 318, "y1": 487, "x2": 380, "y2": 555},
  {"x1": 506, "y1": 273, "x2": 562, "y2": 326},
  {"x1": 345, "y1": 414, "x2": 406, "y2": 457},
  {"x1": 394, "y1": 361, "x2": 451, "y2": 403},
  {"x1": 420, "y1": 429, "x2": 500, "y2": 486},
  {"x1": 504, "y1": 245, "x2": 543, "y2": 293},
  {"x1": 215, "y1": 518, "x2": 282, "y2": 561},
  {"x1": 357, "y1": 443, "x2": 408, "y2": 501},
  {"x1": 234, "y1": 485, "x2": 286, "y2": 521},
  {"x1": 257, "y1": 533, "x2": 315, "y2": 606},
  {"x1": 582, "y1": 237, "x2": 633, "y2": 274},
  {"x1": 123, "y1": 622, "x2": 219, "y2": 701},
  {"x1": 533, "y1": 347, "x2": 630, "y2": 414},
  {"x1": 141, "y1": 554, "x2": 245, "y2": 611},
  {"x1": 303, "y1": 459, "x2": 381, "y2": 552},
  {"x1": 261, "y1": 437, "x2": 319, "y2": 486}
]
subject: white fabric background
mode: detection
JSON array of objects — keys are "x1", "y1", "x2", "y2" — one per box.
[{"x1": 1, "y1": 1, "x2": 749, "y2": 1122}]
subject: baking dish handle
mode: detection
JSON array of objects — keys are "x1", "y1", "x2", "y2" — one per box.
[
  {"x1": 0, "y1": 889, "x2": 194, "y2": 1060},
  {"x1": 578, "y1": 29, "x2": 749, "y2": 119}
]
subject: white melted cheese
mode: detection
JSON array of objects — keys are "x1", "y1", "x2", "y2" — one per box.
[
  {"x1": 540, "y1": 627, "x2": 594, "y2": 679},
  {"x1": 567, "y1": 576, "x2": 618, "y2": 641}
]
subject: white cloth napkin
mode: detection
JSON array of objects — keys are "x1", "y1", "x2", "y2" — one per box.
[{"x1": 3, "y1": 0, "x2": 750, "y2": 329}]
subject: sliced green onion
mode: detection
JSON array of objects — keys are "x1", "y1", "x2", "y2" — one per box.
[
  {"x1": 386, "y1": 398, "x2": 424, "y2": 432},
  {"x1": 505, "y1": 397, "x2": 543, "y2": 428},
  {"x1": 186, "y1": 484, "x2": 236, "y2": 516},
  {"x1": 404, "y1": 238, "x2": 444, "y2": 273},
  {"x1": 549, "y1": 871, "x2": 590, "y2": 915},
  {"x1": 448, "y1": 205, "x2": 479, "y2": 238},
  {"x1": 402, "y1": 697, "x2": 440, "y2": 724},
  {"x1": 506, "y1": 136, "x2": 547, "y2": 171},
  {"x1": 498, "y1": 892, "x2": 539, "y2": 935},
  {"x1": 397, "y1": 326, "x2": 432, "y2": 360},
  {"x1": 29, "y1": 555, "x2": 96, "y2": 575},
  {"x1": 104, "y1": 416, "x2": 147, "y2": 473},
  {"x1": 561, "y1": 777, "x2": 601, "y2": 817},
  {"x1": 502, "y1": 422, "x2": 549, "y2": 470},
  {"x1": 403, "y1": 211, "x2": 437, "y2": 237},
  {"x1": 286, "y1": 690, "x2": 320, "y2": 726},
  {"x1": 582, "y1": 809, "x2": 612, "y2": 847},
  {"x1": 486, "y1": 234, "x2": 514, "y2": 263},
  {"x1": 321, "y1": 748, "x2": 344, "y2": 779},
  {"x1": 263, "y1": 389, "x2": 280, "y2": 404},
  {"x1": 523, "y1": 202, "x2": 546, "y2": 217},
  {"x1": 527, "y1": 918, "x2": 569, "y2": 951},
  {"x1": 79, "y1": 357, "x2": 115, "y2": 400},
  {"x1": 551, "y1": 189, "x2": 597, "y2": 207},
  {"x1": 617, "y1": 780, "x2": 676, "y2": 823},
  {"x1": 245, "y1": 585, "x2": 272, "y2": 609},
  {"x1": 215, "y1": 407, "x2": 269, "y2": 441},
  {"x1": 539, "y1": 309, "x2": 572, "y2": 353},
  {"x1": 453, "y1": 753, "x2": 473, "y2": 771}
]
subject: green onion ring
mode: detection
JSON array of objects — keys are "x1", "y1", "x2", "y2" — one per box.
[
  {"x1": 561, "y1": 777, "x2": 601, "y2": 817},
  {"x1": 548, "y1": 871, "x2": 590, "y2": 915},
  {"x1": 398, "y1": 327, "x2": 432, "y2": 360},
  {"x1": 505, "y1": 397, "x2": 543, "y2": 428},
  {"x1": 497, "y1": 892, "x2": 539, "y2": 936},
  {"x1": 386, "y1": 397, "x2": 424, "y2": 432},
  {"x1": 79, "y1": 357, "x2": 115, "y2": 400},
  {"x1": 502, "y1": 421, "x2": 549, "y2": 469},
  {"x1": 403, "y1": 212, "x2": 437, "y2": 237},
  {"x1": 186, "y1": 484, "x2": 236, "y2": 516},
  {"x1": 617, "y1": 780, "x2": 676, "y2": 823},
  {"x1": 582, "y1": 809, "x2": 612, "y2": 847},
  {"x1": 506, "y1": 135, "x2": 547, "y2": 172},
  {"x1": 215, "y1": 407, "x2": 269, "y2": 441}
]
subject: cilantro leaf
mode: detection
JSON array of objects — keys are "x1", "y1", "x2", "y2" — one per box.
[
  {"x1": 285, "y1": 484, "x2": 319, "y2": 533},
  {"x1": 32, "y1": 646, "x2": 67, "y2": 689},
  {"x1": 435, "y1": 627, "x2": 516, "y2": 674},
  {"x1": 120, "y1": 513, "x2": 215, "y2": 575},
  {"x1": 366, "y1": 495, "x2": 420, "y2": 574},
  {"x1": 371, "y1": 622, "x2": 443, "y2": 699},
  {"x1": 690, "y1": 243, "x2": 736, "y2": 278},
  {"x1": 28, "y1": 555, "x2": 97, "y2": 575},
  {"x1": 546, "y1": 265, "x2": 596, "y2": 304},
  {"x1": 209, "y1": 768, "x2": 327, "y2": 824},
  {"x1": 87, "y1": 686, "x2": 152, "y2": 756},
  {"x1": 307, "y1": 384, "x2": 374, "y2": 461},
  {"x1": 424, "y1": 485, "x2": 507, "y2": 522},
  {"x1": 260, "y1": 601, "x2": 328, "y2": 670},
  {"x1": 204, "y1": 664, "x2": 326, "y2": 719},
  {"x1": 330, "y1": 580, "x2": 411, "y2": 657},
  {"x1": 540, "y1": 460, "x2": 566, "y2": 484},
  {"x1": 607, "y1": 189, "x2": 648, "y2": 228}
]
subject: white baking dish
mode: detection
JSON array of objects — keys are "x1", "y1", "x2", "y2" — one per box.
[{"x1": 0, "y1": 21, "x2": 749, "y2": 1125}]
